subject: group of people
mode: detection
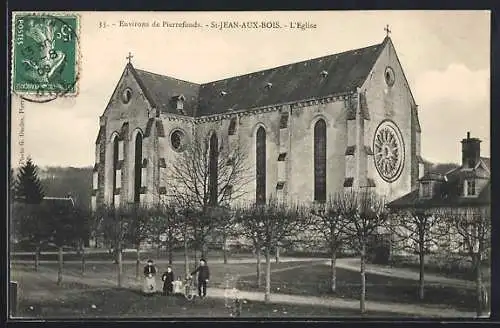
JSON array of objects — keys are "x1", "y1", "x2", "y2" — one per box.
[{"x1": 143, "y1": 258, "x2": 210, "y2": 298}]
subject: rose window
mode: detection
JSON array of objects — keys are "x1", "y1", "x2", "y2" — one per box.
[
  {"x1": 170, "y1": 130, "x2": 185, "y2": 152},
  {"x1": 373, "y1": 120, "x2": 404, "y2": 182}
]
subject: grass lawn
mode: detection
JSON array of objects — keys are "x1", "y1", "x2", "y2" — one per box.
[
  {"x1": 11, "y1": 263, "x2": 407, "y2": 318},
  {"x1": 236, "y1": 262, "x2": 478, "y2": 312},
  {"x1": 389, "y1": 255, "x2": 491, "y2": 282}
]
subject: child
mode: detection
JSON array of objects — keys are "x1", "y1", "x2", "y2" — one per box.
[{"x1": 161, "y1": 266, "x2": 174, "y2": 296}]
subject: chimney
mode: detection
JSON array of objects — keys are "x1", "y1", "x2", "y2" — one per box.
[{"x1": 461, "y1": 131, "x2": 481, "y2": 169}]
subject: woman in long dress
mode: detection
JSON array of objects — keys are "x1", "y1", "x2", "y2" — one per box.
[{"x1": 143, "y1": 259, "x2": 157, "y2": 295}]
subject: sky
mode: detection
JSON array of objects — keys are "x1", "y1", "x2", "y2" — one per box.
[{"x1": 10, "y1": 10, "x2": 490, "y2": 168}]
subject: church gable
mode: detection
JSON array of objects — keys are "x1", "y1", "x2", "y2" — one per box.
[
  {"x1": 103, "y1": 63, "x2": 156, "y2": 121},
  {"x1": 361, "y1": 37, "x2": 416, "y2": 108}
]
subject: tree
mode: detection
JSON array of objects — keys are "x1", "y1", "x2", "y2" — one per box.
[
  {"x1": 14, "y1": 157, "x2": 45, "y2": 204},
  {"x1": 215, "y1": 206, "x2": 236, "y2": 264},
  {"x1": 15, "y1": 202, "x2": 52, "y2": 271},
  {"x1": 165, "y1": 132, "x2": 252, "y2": 259},
  {"x1": 338, "y1": 190, "x2": 388, "y2": 314},
  {"x1": 387, "y1": 209, "x2": 447, "y2": 300},
  {"x1": 438, "y1": 206, "x2": 490, "y2": 317},
  {"x1": 44, "y1": 198, "x2": 81, "y2": 285},
  {"x1": 123, "y1": 203, "x2": 152, "y2": 281},
  {"x1": 73, "y1": 207, "x2": 94, "y2": 276},
  {"x1": 310, "y1": 193, "x2": 349, "y2": 293},
  {"x1": 97, "y1": 204, "x2": 131, "y2": 287},
  {"x1": 235, "y1": 199, "x2": 310, "y2": 302},
  {"x1": 150, "y1": 201, "x2": 180, "y2": 265},
  {"x1": 13, "y1": 157, "x2": 47, "y2": 271}
]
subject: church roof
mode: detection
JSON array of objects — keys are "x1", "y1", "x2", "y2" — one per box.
[
  {"x1": 133, "y1": 68, "x2": 200, "y2": 116},
  {"x1": 130, "y1": 38, "x2": 387, "y2": 117}
]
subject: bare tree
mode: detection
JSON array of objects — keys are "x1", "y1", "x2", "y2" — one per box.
[
  {"x1": 123, "y1": 203, "x2": 152, "y2": 281},
  {"x1": 97, "y1": 204, "x2": 131, "y2": 288},
  {"x1": 386, "y1": 209, "x2": 447, "y2": 300},
  {"x1": 150, "y1": 201, "x2": 180, "y2": 265},
  {"x1": 215, "y1": 206, "x2": 237, "y2": 264},
  {"x1": 339, "y1": 189, "x2": 388, "y2": 314},
  {"x1": 437, "y1": 206, "x2": 490, "y2": 317},
  {"x1": 310, "y1": 193, "x2": 349, "y2": 293},
  {"x1": 235, "y1": 199, "x2": 310, "y2": 302},
  {"x1": 165, "y1": 132, "x2": 252, "y2": 259}
]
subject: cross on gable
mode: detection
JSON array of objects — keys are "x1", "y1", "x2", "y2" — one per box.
[
  {"x1": 126, "y1": 52, "x2": 133, "y2": 64},
  {"x1": 384, "y1": 24, "x2": 391, "y2": 37}
]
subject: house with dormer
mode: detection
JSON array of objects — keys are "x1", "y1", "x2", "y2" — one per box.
[{"x1": 387, "y1": 132, "x2": 490, "y2": 253}]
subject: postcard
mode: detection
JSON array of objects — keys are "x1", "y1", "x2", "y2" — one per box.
[{"x1": 9, "y1": 11, "x2": 491, "y2": 319}]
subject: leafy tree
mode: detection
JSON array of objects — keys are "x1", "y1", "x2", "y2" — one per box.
[{"x1": 14, "y1": 157, "x2": 45, "y2": 204}]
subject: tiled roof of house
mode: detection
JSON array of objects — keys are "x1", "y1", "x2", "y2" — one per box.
[{"x1": 130, "y1": 38, "x2": 387, "y2": 117}]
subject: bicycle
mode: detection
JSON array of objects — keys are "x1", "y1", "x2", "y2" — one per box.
[{"x1": 172, "y1": 276, "x2": 197, "y2": 301}]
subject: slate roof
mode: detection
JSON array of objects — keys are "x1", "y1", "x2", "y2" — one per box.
[
  {"x1": 129, "y1": 38, "x2": 388, "y2": 117},
  {"x1": 133, "y1": 68, "x2": 200, "y2": 116},
  {"x1": 387, "y1": 182, "x2": 490, "y2": 209},
  {"x1": 388, "y1": 158, "x2": 491, "y2": 210}
]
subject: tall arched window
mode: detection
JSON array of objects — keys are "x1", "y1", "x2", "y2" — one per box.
[
  {"x1": 133, "y1": 133, "x2": 142, "y2": 203},
  {"x1": 256, "y1": 127, "x2": 266, "y2": 205},
  {"x1": 208, "y1": 133, "x2": 219, "y2": 205},
  {"x1": 314, "y1": 119, "x2": 327, "y2": 202},
  {"x1": 112, "y1": 136, "x2": 119, "y2": 207}
]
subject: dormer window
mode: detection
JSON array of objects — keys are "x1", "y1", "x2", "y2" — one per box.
[
  {"x1": 465, "y1": 179, "x2": 476, "y2": 196},
  {"x1": 173, "y1": 95, "x2": 185, "y2": 114},
  {"x1": 421, "y1": 182, "x2": 431, "y2": 198}
]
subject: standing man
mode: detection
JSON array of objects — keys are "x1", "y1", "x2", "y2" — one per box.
[{"x1": 191, "y1": 258, "x2": 210, "y2": 298}]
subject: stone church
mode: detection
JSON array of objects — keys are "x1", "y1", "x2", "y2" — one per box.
[{"x1": 91, "y1": 35, "x2": 424, "y2": 211}]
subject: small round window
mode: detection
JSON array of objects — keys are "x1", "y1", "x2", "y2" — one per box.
[
  {"x1": 170, "y1": 130, "x2": 185, "y2": 152},
  {"x1": 122, "y1": 88, "x2": 132, "y2": 104},
  {"x1": 384, "y1": 67, "x2": 395, "y2": 87}
]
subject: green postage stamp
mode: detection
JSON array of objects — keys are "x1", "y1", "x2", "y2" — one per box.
[{"x1": 12, "y1": 13, "x2": 80, "y2": 97}]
